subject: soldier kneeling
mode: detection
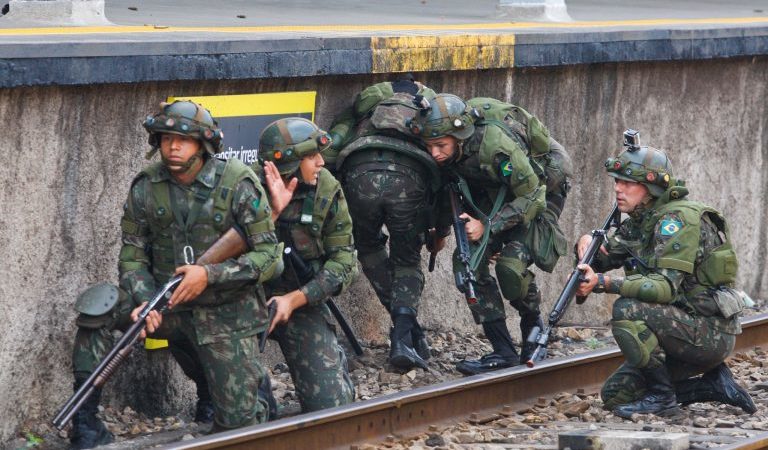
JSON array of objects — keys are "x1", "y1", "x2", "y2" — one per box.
[{"x1": 575, "y1": 130, "x2": 755, "y2": 418}]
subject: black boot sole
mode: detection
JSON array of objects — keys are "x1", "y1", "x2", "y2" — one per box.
[{"x1": 389, "y1": 353, "x2": 427, "y2": 370}]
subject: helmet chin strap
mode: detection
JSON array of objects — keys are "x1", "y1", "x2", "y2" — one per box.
[{"x1": 162, "y1": 150, "x2": 204, "y2": 174}]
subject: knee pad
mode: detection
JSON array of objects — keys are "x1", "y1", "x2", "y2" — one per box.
[
  {"x1": 74, "y1": 283, "x2": 127, "y2": 329},
  {"x1": 496, "y1": 257, "x2": 532, "y2": 303},
  {"x1": 611, "y1": 320, "x2": 659, "y2": 368}
]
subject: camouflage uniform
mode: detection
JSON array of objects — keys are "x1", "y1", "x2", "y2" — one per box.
[
  {"x1": 594, "y1": 187, "x2": 743, "y2": 408},
  {"x1": 588, "y1": 132, "x2": 752, "y2": 417},
  {"x1": 413, "y1": 94, "x2": 567, "y2": 374},
  {"x1": 72, "y1": 103, "x2": 282, "y2": 436},
  {"x1": 264, "y1": 167, "x2": 356, "y2": 412},
  {"x1": 327, "y1": 79, "x2": 442, "y2": 369},
  {"x1": 258, "y1": 118, "x2": 356, "y2": 412}
]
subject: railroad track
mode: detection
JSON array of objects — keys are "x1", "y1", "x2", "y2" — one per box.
[{"x1": 168, "y1": 313, "x2": 768, "y2": 450}]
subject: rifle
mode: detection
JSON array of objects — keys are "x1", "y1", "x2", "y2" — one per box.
[
  {"x1": 53, "y1": 227, "x2": 249, "y2": 430},
  {"x1": 448, "y1": 183, "x2": 478, "y2": 305},
  {"x1": 525, "y1": 204, "x2": 620, "y2": 367},
  {"x1": 282, "y1": 247, "x2": 364, "y2": 356}
]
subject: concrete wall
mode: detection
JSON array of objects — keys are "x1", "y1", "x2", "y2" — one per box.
[{"x1": 1, "y1": 56, "x2": 767, "y2": 441}]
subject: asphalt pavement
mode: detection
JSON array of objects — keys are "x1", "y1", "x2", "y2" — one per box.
[{"x1": 0, "y1": 0, "x2": 767, "y2": 29}]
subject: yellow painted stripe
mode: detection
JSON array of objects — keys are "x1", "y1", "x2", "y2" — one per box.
[
  {"x1": 144, "y1": 338, "x2": 168, "y2": 350},
  {"x1": 1, "y1": 17, "x2": 768, "y2": 36},
  {"x1": 371, "y1": 35, "x2": 515, "y2": 73},
  {"x1": 168, "y1": 92, "x2": 316, "y2": 119}
]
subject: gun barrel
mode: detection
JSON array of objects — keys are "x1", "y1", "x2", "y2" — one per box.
[{"x1": 526, "y1": 204, "x2": 619, "y2": 366}]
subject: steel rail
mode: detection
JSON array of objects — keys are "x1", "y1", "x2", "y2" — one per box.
[{"x1": 166, "y1": 313, "x2": 768, "y2": 450}]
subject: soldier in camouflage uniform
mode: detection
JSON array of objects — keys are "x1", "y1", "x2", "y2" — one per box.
[
  {"x1": 575, "y1": 130, "x2": 755, "y2": 418},
  {"x1": 69, "y1": 101, "x2": 282, "y2": 448},
  {"x1": 411, "y1": 94, "x2": 570, "y2": 375},
  {"x1": 257, "y1": 117, "x2": 356, "y2": 412},
  {"x1": 325, "y1": 76, "x2": 444, "y2": 370}
]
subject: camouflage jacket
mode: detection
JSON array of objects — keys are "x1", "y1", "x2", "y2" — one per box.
[
  {"x1": 266, "y1": 168, "x2": 357, "y2": 305},
  {"x1": 438, "y1": 123, "x2": 546, "y2": 237},
  {"x1": 118, "y1": 157, "x2": 282, "y2": 342},
  {"x1": 593, "y1": 185, "x2": 742, "y2": 333}
]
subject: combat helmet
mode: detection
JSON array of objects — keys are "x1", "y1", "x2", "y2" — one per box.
[
  {"x1": 143, "y1": 100, "x2": 223, "y2": 157},
  {"x1": 605, "y1": 129, "x2": 674, "y2": 197},
  {"x1": 408, "y1": 93, "x2": 479, "y2": 141},
  {"x1": 258, "y1": 118, "x2": 332, "y2": 176}
]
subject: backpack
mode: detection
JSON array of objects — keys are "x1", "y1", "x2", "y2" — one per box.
[{"x1": 467, "y1": 98, "x2": 572, "y2": 198}]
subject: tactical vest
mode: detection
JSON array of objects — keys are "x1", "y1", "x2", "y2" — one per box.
[
  {"x1": 622, "y1": 194, "x2": 741, "y2": 331},
  {"x1": 135, "y1": 158, "x2": 259, "y2": 303},
  {"x1": 467, "y1": 98, "x2": 572, "y2": 200},
  {"x1": 278, "y1": 168, "x2": 346, "y2": 266},
  {"x1": 645, "y1": 198, "x2": 738, "y2": 288}
]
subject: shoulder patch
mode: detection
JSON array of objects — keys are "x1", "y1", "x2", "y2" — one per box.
[
  {"x1": 500, "y1": 160, "x2": 514, "y2": 177},
  {"x1": 660, "y1": 219, "x2": 683, "y2": 236},
  {"x1": 250, "y1": 197, "x2": 261, "y2": 212}
]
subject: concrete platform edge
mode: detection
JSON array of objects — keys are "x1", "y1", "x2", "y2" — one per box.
[{"x1": 0, "y1": 26, "x2": 767, "y2": 87}]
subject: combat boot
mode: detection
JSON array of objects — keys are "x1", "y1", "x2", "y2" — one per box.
[
  {"x1": 194, "y1": 399, "x2": 214, "y2": 424},
  {"x1": 411, "y1": 321, "x2": 431, "y2": 361},
  {"x1": 675, "y1": 363, "x2": 756, "y2": 414},
  {"x1": 389, "y1": 307, "x2": 428, "y2": 370},
  {"x1": 456, "y1": 319, "x2": 520, "y2": 375},
  {"x1": 519, "y1": 313, "x2": 546, "y2": 363},
  {"x1": 69, "y1": 381, "x2": 113, "y2": 450},
  {"x1": 259, "y1": 373, "x2": 279, "y2": 421},
  {"x1": 614, "y1": 365, "x2": 679, "y2": 418}
]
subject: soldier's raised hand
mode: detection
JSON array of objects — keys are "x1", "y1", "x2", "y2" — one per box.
[{"x1": 264, "y1": 160, "x2": 298, "y2": 220}]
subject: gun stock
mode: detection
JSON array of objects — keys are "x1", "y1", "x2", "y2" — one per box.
[
  {"x1": 53, "y1": 226, "x2": 249, "y2": 430},
  {"x1": 526, "y1": 204, "x2": 619, "y2": 368}
]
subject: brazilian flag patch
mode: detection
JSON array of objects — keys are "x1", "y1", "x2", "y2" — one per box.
[
  {"x1": 660, "y1": 219, "x2": 683, "y2": 236},
  {"x1": 500, "y1": 160, "x2": 514, "y2": 177},
  {"x1": 251, "y1": 198, "x2": 261, "y2": 212}
]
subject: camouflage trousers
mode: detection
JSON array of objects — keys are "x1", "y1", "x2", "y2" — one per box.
[
  {"x1": 601, "y1": 297, "x2": 735, "y2": 409},
  {"x1": 72, "y1": 307, "x2": 270, "y2": 429},
  {"x1": 453, "y1": 226, "x2": 542, "y2": 325},
  {"x1": 272, "y1": 303, "x2": 355, "y2": 412},
  {"x1": 343, "y1": 162, "x2": 430, "y2": 312}
]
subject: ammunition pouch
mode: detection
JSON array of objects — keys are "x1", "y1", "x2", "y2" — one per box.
[
  {"x1": 697, "y1": 246, "x2": 738, "y2": 287},
  {"x1": 527, "y1": 209, "x2": 567, "y2": 273}
]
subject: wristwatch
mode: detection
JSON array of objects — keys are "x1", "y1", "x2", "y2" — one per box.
[{"x1": 594, "y1": 273, "x2": 606, "y2": 293}]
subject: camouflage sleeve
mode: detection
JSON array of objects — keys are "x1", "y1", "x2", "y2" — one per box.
[
  {"x1": 487, "y1": 130, "x2": 546, "y2": 234},
  {"x1": 203, "y1": 176, "x2": 282, "y2": 285},
  {"x1": 323, "y1": 106, "x2": 357, "y2": 161},
  {"x1": 118, "y1": 177, "x2": 156, "y2": 306},
  {"x1": 300, "y1": 190, "x2": 358, "y2": 305},
  {"x1": 604, "y1": 214, "x2": 689, "y2": 303}
]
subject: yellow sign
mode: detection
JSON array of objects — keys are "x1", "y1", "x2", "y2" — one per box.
[{"x1": 168, "y1": 92, "x2": 317, "y2": 165}]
